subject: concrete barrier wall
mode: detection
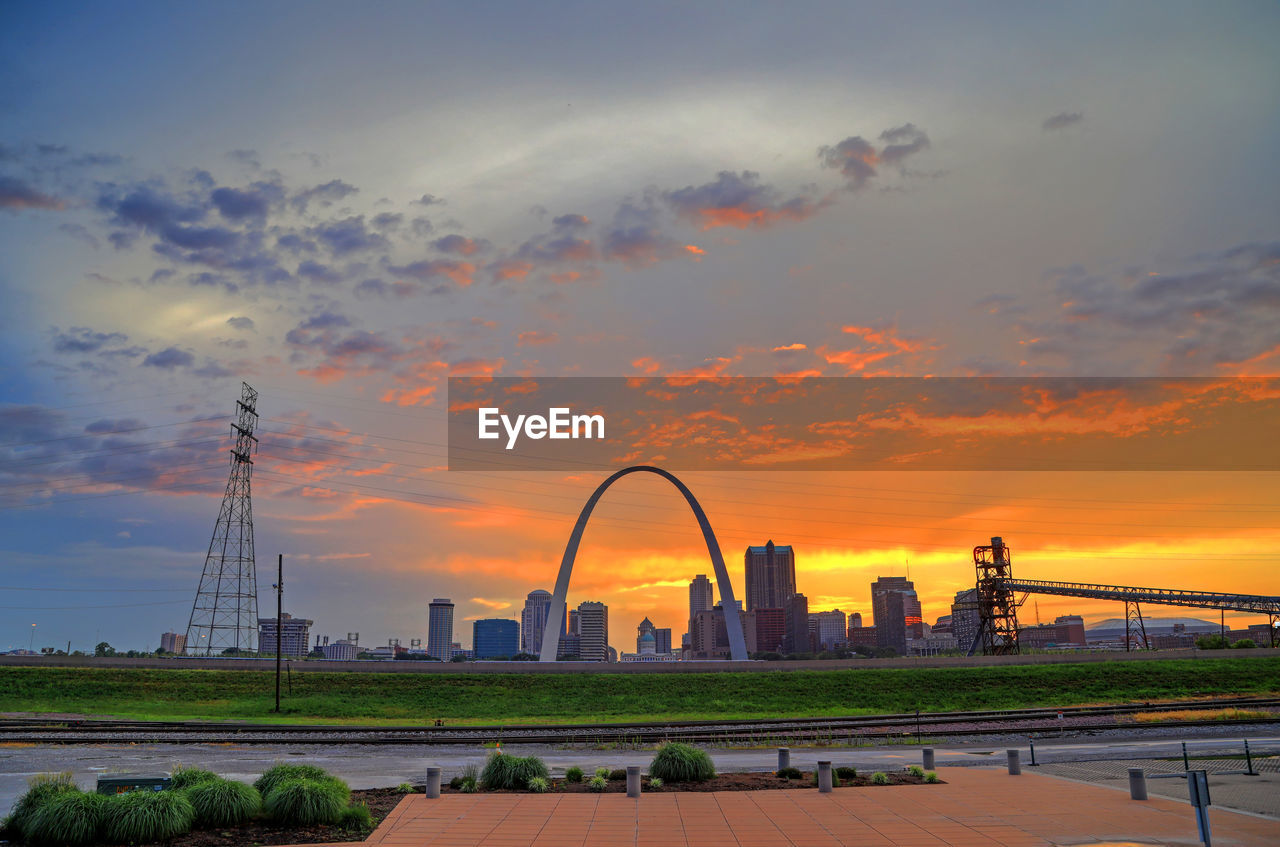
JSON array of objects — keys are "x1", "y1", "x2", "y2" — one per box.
[{"x1": 1, "y1": 647, "x2": 1271, "y2": 674}]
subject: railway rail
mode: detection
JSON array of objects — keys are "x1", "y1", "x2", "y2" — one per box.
[{"x1": 2, "y1": 696, "x2": 1277, "y2": 746}]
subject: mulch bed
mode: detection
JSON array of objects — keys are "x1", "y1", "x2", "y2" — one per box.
[{"x1": 48, "y1": 773, "x2": 940, "y2": 845}]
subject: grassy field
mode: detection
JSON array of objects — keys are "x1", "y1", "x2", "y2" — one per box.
[{"x1": 1, "y1": 657, "x2": 1277, "y2": 725}]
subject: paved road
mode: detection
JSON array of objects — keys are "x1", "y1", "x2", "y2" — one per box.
[{"x1": 3, "y1": 732, "x2": 1277, "y2": 815}]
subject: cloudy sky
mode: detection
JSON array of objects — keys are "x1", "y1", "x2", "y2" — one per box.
[{"x1": 2, "y1": 1, "x2": 1278, "y2": 654}]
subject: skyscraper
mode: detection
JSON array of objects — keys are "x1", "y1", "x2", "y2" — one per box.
[
  {"x1": 576, "y1": 601, "x2": 609, "y2": 662},
  {"x1": 783, "y1": 592, "x2": 810, "y2": 654},
  {"x1": 521, "y1": 589, "x2": 564, "y2": 656},
  {"x1": 951, "y1": 588, "x2": 980, "y2": 654},
  {"x1": 473, "y1": 618, "x2": 519, "y2": 659},
  {"x1": 744, "y1": 540, "x2": 795, "y2": 611},
  {"x1": 809, "y1": 609, "x2": 848, "y2": 650},
  {"x1": 871, "y1": 578, "x2": 910, "y2": 655},
  {"x1": 689, "y1": 575, "x2": 714, "y2": 618},
  {"x1": 427, "y1": 598, "x2": 454, "y2": 661}
]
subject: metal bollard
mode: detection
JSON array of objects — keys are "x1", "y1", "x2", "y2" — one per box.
[
  {"x1": 626, "y1": 765, "x2": 641, "y2": 798},
  {"x1": 922, "y1": 748, "x2": 935, "y2": 770},
  {"x1": 778, "y1": 747, "x2": 790, "y2": 771},
  {"x1": 1244, "y1": 739, "x2": 1255, "y2": 776},
  {"x1": 817, "y1": 760, "x2": 832, "y2": 793},
  {"x1": 1128, "y1": 768, "x2": 1148, "y2": 801},
  {"x1": 425, "y1": 767, "x2": 441, "y2": 799},
  {"x1": 1007, "y1": 749, "x2": 1021, "y2": 775}
]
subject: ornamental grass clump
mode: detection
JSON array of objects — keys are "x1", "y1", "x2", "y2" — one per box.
[
  {"x1": 587, "y1": 775, "x2": 608, "y2": 792},
  {"x1": 263, "y1": 777, "x2": 348, "y2": 826},
  {"x1": 339, "y1": 801, "x2": 373, "y2": 833},
  {"x1": 907, "y1": 765, "x2": 924, "y2": 778},
  {"x1": 102, "y1": 789, "x2": 195, "y2": 844},
  {"x1": 253, "y1": 763, "x2": 332, "y2": 799},
  {"x1": 527, "y1": 776, "x2": 549, "y2": 793},
  {"x1": 925, "y1": 771, "x2": 940, "y2": 783},
  {"x1": 871, "y1": 771, "x2": 889, "y2": 785},
  {"x1": 23, "y1": 789, "x2": 108, "y2": 846},
  {"x1": 479, "y1": 753, "x2": 549, "y2": 790},
  {"x1": 169, "y1": 765, "x2": 220, "y2": 790},
  {"x1": 184, "y1": 777, "x2": 261, "y2": 827},
  {"x1": 648, "y1": 742, "x2": 715, "y2": 783},
  {"x1": 7, "y1": 772, "x2": 79, "y2": 839},
  {"x1": 564, "y1": 766, "x2": 584, "y2": 783}
]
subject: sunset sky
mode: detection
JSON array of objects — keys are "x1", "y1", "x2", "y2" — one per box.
[{"x1": 2, "y1": 1, "x2": 1278, "y2": 654}]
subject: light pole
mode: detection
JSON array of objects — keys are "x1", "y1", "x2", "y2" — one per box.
[{"x1": 29, "y1": 623, "x2": 36, "y2": 653}]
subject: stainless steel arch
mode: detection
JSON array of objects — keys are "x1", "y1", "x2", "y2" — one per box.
[{"x1": 539, "y1": 465, "x2": 749, "y2": 661}]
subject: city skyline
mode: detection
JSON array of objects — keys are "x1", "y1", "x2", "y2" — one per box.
[{"x1": 2, "y1": 3, "x2": 1279, "y2": 652}]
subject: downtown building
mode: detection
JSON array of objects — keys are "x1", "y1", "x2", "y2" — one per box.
[
  {"x1": 870, "y1": 576, "x2": 912, "y2": 656},
  {"x1": 520, "y1": 589, "x2": 565, "y2": 656},
  {"x1": 744, "y1": 541, "x2": 795, "y2": 611},
  {"x1": 159, "y1": 631, "x2": 186, "y2": 654},
  {"x1": 427, "y1": 598, "x2": 455, "y2": 661},
  {"x1": 258, "y1": 613, "x2": 313, "y2": 658},
  {"x1": 636, "y1": 617, "x2": 672, "y2": 655},
  {"x1": 473, "y1": 618, "x2": 519, "y2": 659},
  {"x1": 575, "y1": 601, "x2": 609, "y2": 662},
  {"x1": 809, "y1": 609, "x2": 848, "y2": 651},
  {"x1": 950, "y1": 588, "x2": 981, "y2": 654}
]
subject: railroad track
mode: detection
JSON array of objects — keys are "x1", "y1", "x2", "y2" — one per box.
[{"x1": 1, "y1": 696, "x2": 1277, "y2": 746}]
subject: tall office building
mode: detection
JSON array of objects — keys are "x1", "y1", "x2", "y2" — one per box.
[
  {"x1": 258, "y1": 613, "x2": 313, "y2": 658},
  {"x1": 427, "y1": 598, "x2": 455, "y2": 661},
  {"x1": 689, "y1": 575, "x2": 714, "y2": 618},
  {"x1": 473, "y1": 618, "x2": 519, "y2": 659},
  {"x1": 752, "y1": 608, "x2": 786, "y2": 653},
  {"x1": 744, "y1": 541, "x2": 796, "y2": 611},
  {"x1": 159, "y1": 631, "x2": 186, "y2": 654},
  {"x1": 520, "y1": 589, "x2": 564, "y2": 655},
  {"x1": 871, "y1": 576, "x2": 919, "y2": 652},
  {"x1": 783, "y1": 592, "x2": 810, "y2": 654},
  {"x1": 951, "y1": 588, "x2": 980, "y2": 654},
  {"x1": 809, "y1": 609, "x2": 848, "y2": 650},
  {"x1": 576, "y1": 601, "x2": 609, "y2": 662},
  {"x1": 848, "y1": 612, "x2": 863, "y2": 629}
]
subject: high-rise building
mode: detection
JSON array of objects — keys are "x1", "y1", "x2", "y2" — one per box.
[
  {"x1": 652, "y1": 627, "x2": 672, "y2": 655},
  {"x1": 809, "y1": 610, "x2": 848, "y2": 650},
  {"x1": 689, "y1": 575, "x2": 714, "y2": 618},
  {"x1": 744, "y1": 541, "x2": 796, "y2": 611},
  {"x1": 427, "y1": 598, "x2": 455, "y2": 661},
  {"x1": 576, "y1": 601, "x2": 609, "y2": 662},
  {"x1": 690, "y1": 608, "x2": 726, "y2": 658},
  {"x1": 848, "y1": 612, "x2": 863, "y2": 629},
  {"x1": 871, "y1": 576, "x2": 918, "y2": 653},
  {"x1": 258, "y1": 613, "x2": 313, "y2": 658},
  {"x1": 783, "y1": 593, "x2": 810, "y2": 654},
  {"x1": 473, "y1": 618, "x2": 519, "y2": 659},
  {"x1": 159, "y1": 631, "x2": 186, "y2": 654},
  {"x1": 751, "y1": 608, "x2": 786, "y2": 654},
  {"x1": 521, "y1": 589, "x2": 564, "y2": 656},
  {"x1": 321, "y1": 638, "x2": 358, "y2": 661},
  {"x1": 568, "y1": 608, "x2": 581, "y2": 636},
  {"x1": 951, "y1": 588, "x2": 980, "y2": 654},
  {"x1": 557, "y1": 631, "x2": 582, "y2": 659}
]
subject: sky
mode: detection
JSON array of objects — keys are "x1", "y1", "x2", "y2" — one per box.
[{"x1": 1, "y1": 1, "x2": 1278, "y2": 654}]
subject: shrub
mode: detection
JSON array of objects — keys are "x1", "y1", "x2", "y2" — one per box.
[
  {"x1": 594, "y1": 766, "x2": 609, "y2": 779},
  {"x1": 607, "y1": 768, "x2": 627, "y2": 781},
  {"x1": 565, "y1": 766, "x2": 584, "y2": 783},
  {"x1": 102, "y1": 789, "x2": 195, "y2": 843},
  {"x1": 649, "y1": 742, "x2": 715, "y2": 783},
  {"x1": 263, "y1": 778, "x2": 347, "y2": 826},
  {"x1": 777, "y1": 767, "x2": 801, "y2": 779},
  {"x1": 835, "y1": 766, "x2": 858, "y2": 780},
  {"x1": 458, "y1": 776, "x2": 478, "y2": 793},
  {"x1": 185, "y1": 777, "x2": 261, "y2": 827},
  {"x1": 8, "y1": 772, "x2": 80, "y2": 838},
  {"x1": 907, "y1": 765, "x2": 924, "y2": 777},
  {"x1": 587, "y1": 775, "x2": 608, "y2": 792},
  {"x1": 527, "y1": 776, "x2": 549, "y2": 793},
  {"x1": 254, "y1": 763, "x2": 332, "y2": 799},
  {"x1": 396, "y1": 782, "x2": 414, "y2": 793},
  {"x1": 925, "y1": 771, "x2": 940, "y2": 783},
  {"x1": 339, "y1": 802, "x2": 373, "y2": 832},
  {"x1": 170, "y1": 765, "x2": 220, "y2": 790},
  {"x1": 647, "y1": 777, "x2": 663, "y2": 790},
  {"x1": 480, "y1": 753, "x2": 549, "y2": 790},
  {"x1": 24, "y1": 790, "x2": 108, "y2": 846},
  {"x1": 871, "y1": 772, "x2": 889, "y2": 785}
]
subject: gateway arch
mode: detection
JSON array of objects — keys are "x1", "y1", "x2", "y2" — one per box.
[{"x1": 539, "y1": 465, "x2": 749, "y2": 662}]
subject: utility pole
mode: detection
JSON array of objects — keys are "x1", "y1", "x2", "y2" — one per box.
[{"x1": 274, "y1": 553, "x2": 283, "y2": 713}]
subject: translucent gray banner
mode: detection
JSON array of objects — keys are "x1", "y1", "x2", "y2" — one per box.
[{"x1": 447, "y1": 377, "x2": 1280, "y2": 471}]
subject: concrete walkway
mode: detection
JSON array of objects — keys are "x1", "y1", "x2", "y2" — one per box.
[{"x1": 301, "y1": 768, "x2": 1280, "y2": 847}]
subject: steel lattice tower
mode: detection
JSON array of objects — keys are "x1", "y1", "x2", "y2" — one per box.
[
  {"x1": 975, "y1": 535, "x2": 1020, "y2": 655},
  {"x1": 185, "y1": 382, "x2": 260, "y2": 656}
]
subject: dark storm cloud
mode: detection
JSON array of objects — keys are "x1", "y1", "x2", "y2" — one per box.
[
  {"x1": 290, "y1": 179, "x2": 359, "y2": 213},
  {"x1": 308, "y1": 216, "x2": 388, "y2": 255},
  {"x1": 1043, "y1": 112, "x2": 1084, "y2": 131},
  {"x1": 663, "y1": 170, "x2": 828, "y2": 230},
  {"x1": 142, "y1": 347, "x2": 196, "y2": 369},
  {"x1": 0, "y1": 176, "x2": 65, "y2": 210},
  {"x1": 211, "y1": 181, "x2": 283, "y2": 221},
  {"x1": 878, "y1": 124, "x2": 931, "y2": 165},
  {"x1": 51, "y1": 327, "x2": 128, "y2": 354}
]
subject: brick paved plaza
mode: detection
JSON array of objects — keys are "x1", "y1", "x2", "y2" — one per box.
[{"x1": 291, "y1": 767, "x2": 1280, "y2": 847}]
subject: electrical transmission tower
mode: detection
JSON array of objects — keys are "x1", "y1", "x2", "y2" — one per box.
[{"x1": 185, "y1": 382, "x2": 260, "y2": 656}]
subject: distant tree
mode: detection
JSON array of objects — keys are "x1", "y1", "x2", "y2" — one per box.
[
  {"x1": 155, "y1": 648, "x2": 167, "y2": 656},
  {"x1": 1195, "y1": 635, "x2": 1230, "y2": 650},
  {"x1": 510, "y1": 653, "x2": 538, "y2": 661},
  {"x1": 94, "y1": 641, "x2": 116, "y2": 657},
  {"x1": 450, "y1": 654, "x2": 468, "y2": 662},
  {"x1": 1230, "y1": 639, "x2": 1257, "y2": 649}
]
